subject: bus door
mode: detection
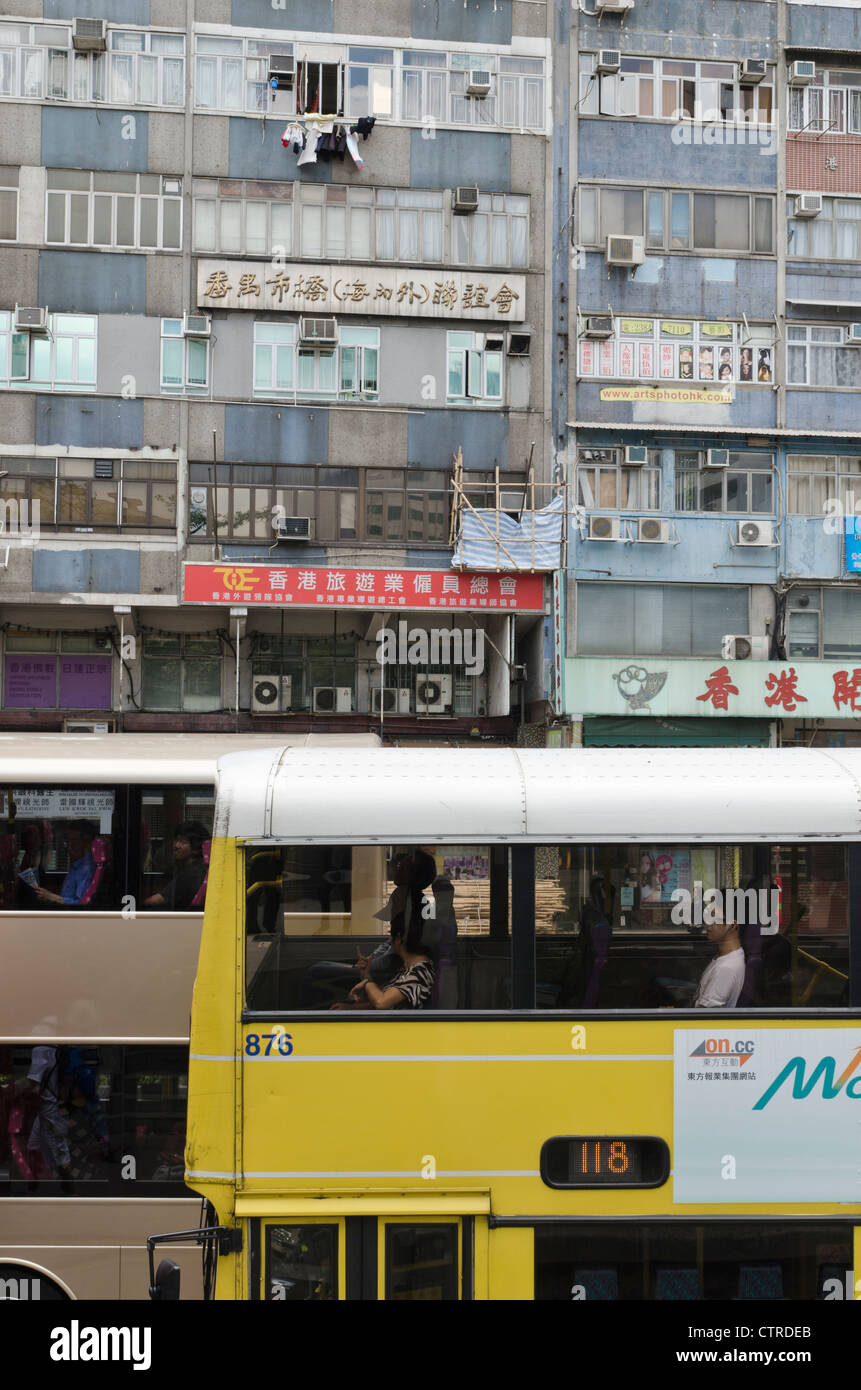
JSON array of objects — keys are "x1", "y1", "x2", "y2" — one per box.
[{"x1": 249, "y1": 1206, "x2": 486, "y2": 1301}]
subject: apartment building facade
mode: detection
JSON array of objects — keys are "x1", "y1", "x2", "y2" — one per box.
[{"x1": 0, "y1": 0, "x2": 553, "y2": 740}]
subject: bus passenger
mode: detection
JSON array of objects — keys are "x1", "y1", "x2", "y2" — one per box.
[
  {"x1": 693, "y1": 905, "x2": 746, "y2": 1008},
  {"x1": 33, "y1": 822, "x2": 97, "y2": 908},
  {"x1": 143, "y1": 821, "x2": 209, "y2": 911},
  {"x1": 26, "y1": 1045, "x2": 74, "y2": 1194},
  {"x1": 332, "y1": 915, "x2": 435, "y2": 1010}
]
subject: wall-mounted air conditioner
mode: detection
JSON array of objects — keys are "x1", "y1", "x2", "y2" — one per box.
[
  {"x1": 794, "y1": 193, "x2": 822, "y2": 218},
  {"x1": 721, "y1": 635, "x2": 770, "y2": 661},
  {"x1": 583, "y1": 315, "x2": 614, "y2": 338},
  {"x1": 415, "y1": 673, "x2": 453, "y2": 713},
  {"x1": 299, "y1": 316, "x2": 337, "y2": 344},
  {"x1": 183, "y1": 313, "x2": 211, "y2": 337},
  {"x1": 605, "y1": 235, "x2": 645, "y2": 266},
  {"x1": 63, "y1": 719, "x2": 115, "y2": 733},
  {"x1": 313, "y1": 686, "x2": 352, "y2": 713},
  {"x1": 14, "y1": 306, "x2": 48, "y2": 332},
  {"x1": 706, "y1": 448, "x2": 730, "y2": 468},
  {"x1": 372, "y1": 687, "x2": 411, "y2": 715},
  {"x1": 268, "y1": 54, "x2": 296, "y2": 85},
  {"x1": 587, "y1": 515, "x2": 620, "y2": 541},
  {"x1": 507, "y1": 331, "x2": 532, "y2": 356},
  {"x1": 595, "y1": 50, "x2": 621, "y2": 73},
  {"x1": 453, "y1": 185, "x2": 480, "y2": 213},
  {"x1": 596, "y1": 0, "x2": 634, "y2": 12},
  {"x1": 275, "y1": 516, "x2": 314, "y2": 540},
  {"x1": 624, "y1": 445, "x2": 648, "y2": 466},
  {"x1": 739, "y1": 59, "x2": 766, "y2": 85},
  {"x1": 73, "y1": 18, "x2": 107, "y2": 50},
  {"x1": 789, "y1": 60, "x2": 815, "y2": 87},
  {"x1": 637, "y1": 518, "x2": 670, "y2": 543},
  {"x1": 736, "y1": 520, "x2": 775, "y2": 547},
  {"x1": 846, "y1": 324, "x2": 861, "y2": 344},
  {"x1": 252, "y1": 675, "x2": 292, "y2": 714},
  {"x1": 466, "y1": 70, "x2": 492, "y2": 97}
]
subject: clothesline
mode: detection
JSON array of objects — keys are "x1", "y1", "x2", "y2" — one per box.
[{"x1": 282, "y1": 116, "x2": 376, "y2": 171}]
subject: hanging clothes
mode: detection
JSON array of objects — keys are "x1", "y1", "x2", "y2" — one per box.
[
  {"x1": 297, "y1": 121, "x2": 322, "y2": 166},
  {"x1": 345, "y1": 128, "x2": 364, "y2": 170},
  {"x1": 352, "y1": 116, "x2": 376, "y2": 140},
  {"x1": 281, "y1": 122, "x2": 305, "y2": 154}
]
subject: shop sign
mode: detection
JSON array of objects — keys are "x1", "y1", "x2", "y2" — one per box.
[{"x1": 184, "y1": 564, "x2": 544, "y2": 612}]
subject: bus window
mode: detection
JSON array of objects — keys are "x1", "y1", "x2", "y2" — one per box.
[
  {"x1": 245, "y1": 844, "x2": 513, "y2": 1012},
  {"x1": 266, "y1": 1224, "x2": 339, "y2": 1301},
  {"x1": 0, "y1": 1044, "x2": 189, "y2": 1198},
  {"x1": 534, "y1": 1222, "x2": 853, "y2": 1300},
  {"x1": 535, "y1": 843, "x2": 849, "y2": 1010},
  {"x1": 0, "y1": 787, "x2": 121, "y2": 910},
  {"x1": 140, "y1": 785, "x2": 214, "y2": 909}
]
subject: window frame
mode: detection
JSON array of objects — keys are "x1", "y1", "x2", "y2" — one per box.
[
  {"x1": 787, "y1": 68, "x2": 861, "y2": 136},
  {"x1": 787, "y1": 193, "x2": 861, "y2": 262},
  {"x1": 786, "y1": 585, "x2": 861, "y2": 662},
  {"x1": 0, "y1": 167, "x2": 19, "y2": 242},
  {"x1": 579, "y1": 52, "x2": 775, "y2": 127},
  {"x1": 0, "y1": 456, "x2": 178, "y2": 531},
  {"x1": 446, "y1": 330, "x2": 504, "y2": 404},
  {"x1": 673, "y1": 450, "x2": 775, "y2": 516},
  {"x1": 575, "y1": 580, "x2": 751, "y2": 658},
  {"x1": 0, "y1": 21, "x2": 184, "y2": 108},
  {"x1": 160, "y1": 318, "x2": 210, "y2": 396},
  {"x1": 577, "y1": 319, "x2": 773, "y2": 387},
  {"x1": 141, "y1": 631, "x2": 224, "y2": 713},
  {"x1": 45, "y1": 170, "x2": 183, "y2": 251},
  {"x1": 576, "y1": 448, "x2": 662, "y2": 511},
  {"x1": 787, "y1": 453, "x2": 861, "y2": 515},
  {"x1": 786, "y1": 324, "x2": 861, "y2": 389},
  {"x1": 580, "y1": 184, "x2": 775, "y2": 257},
  {"x1": 0, "y1": 312, "x2": 97, "y2": 392}
]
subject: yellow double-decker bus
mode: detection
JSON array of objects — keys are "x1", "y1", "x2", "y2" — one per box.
[{"x1": 152, "y1": 745, "x2": 861, "y2": 1302}]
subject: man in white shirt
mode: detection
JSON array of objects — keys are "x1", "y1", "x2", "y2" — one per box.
[{"x1": 693, "y1": 904, "x2": 746, "y2": 1008}]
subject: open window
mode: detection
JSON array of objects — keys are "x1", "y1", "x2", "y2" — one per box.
[{"x1": 296, "y1": 58, "x2": 343, "y2": 116}]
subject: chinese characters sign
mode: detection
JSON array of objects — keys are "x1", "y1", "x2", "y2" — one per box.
[
  {"x1": 565, "y1": 657, "x2": 861, "y2": 720},
  {"x1": 196, "y1": 262, "x2": 526, "y2": 322},
  {"x1": 3, "y1": 656, "x2": 111, "y2": 710},
  {"x1": 184, "y1": 564, "x2": 544, "y2": 611}
]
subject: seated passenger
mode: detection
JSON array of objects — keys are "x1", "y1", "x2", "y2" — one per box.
[
  {"x1": 332, "y1": 914, "x2": 435, "y2": 1010},
  {"x1": 693, "y1": 905, "x2": 746, "y2": 1008},
  {"x1": 33, "y1": 821, "x2": 96, "y2": 908},
  {"x1": 143, "y1": 820, "x2": 209, "y2": 911}
]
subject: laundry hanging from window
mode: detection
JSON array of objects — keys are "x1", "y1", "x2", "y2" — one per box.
[{"x1": 281, "y1": 117, "x2": 376, "y2": 170}]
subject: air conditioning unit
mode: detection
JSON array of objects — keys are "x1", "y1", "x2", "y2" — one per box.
[
  {"x1": 73, "y1": 17, "x2": 107, "y2": 51},
  {"x1": 637, "y1": 518, "x2": 670, "y2": 543},
  {"x1": 596, "y1": 0, "x2": 634, "y2": 12},
  {"x1": 415, "y1": 673, "x2": 453, "y2": 714},
  {"x1": 507, "y1": 331, "x2": 532, "y2": 356},
  {"x1": 268, "y1": 54, "x2": 296, "y2": 85},
  {"x1": 14, "y1": 306, "x2": 48, "y2": 333},
  {"x1": 846, "y1": 324, "x2": 861, "y2": 344},
  {"x1": 466, "y1": 70, "x2": 492, "y2": 97},
  {"x1": 721, "y1": 634, "x2": 770, "y2": 661},
  {"x1": 183, "y1": 312, "x2": 211, "y2": 337},
  {"x1": 313, "y1": 686, "x2": 352, "y2": 713},
  {"x1": 499, "y1": 488, "x2": 525, "y2": 512},
  {"x1": 789, "y1": 60, "x2": 815, "y2": 87},
  {"x1": 706, "y1": 448, "x2": 730, "y2": 468},
  {"x1": 584, "y1": 315, "x2": 614, "y2": 338},
  {"x1": 252, "y1": 675, "x2": 292, "y2": 714},
  {"x1": 63, "y1": 719, "x2": 115, "y2": 733},
  {"x1": 595, "y1": 50, "x2": 622, "y2": 73},
  {"x1": 299, "y1": 316, "x2": 337, "y2": 344},
  {"x1": 587, "y1": 515, "x2": 620, "y2": 541},
  {"x1": 275, "y1": 516, "x2": 314, "y2": 540},
  {"x1": 794, "y1": 193, "x2": 822, "y2": 218},
  {"x1": 736, "y1": 520, "x2": 775, "y2": 547},
  {"x1": 453, "y1": 185, "x2": 480, "y2": 214},
  {"x1": 605, "y1": 235, "x2": 645, "y2": 267},
  {"x1": 739, "y1": 59, "x2": 766, "y2": 85},
  {"x1": 372, "y1": 687, "x2": 411, "y2": 715},
  {"x1": 624, "y1": 445, "x2": 648, "y2": 466}
]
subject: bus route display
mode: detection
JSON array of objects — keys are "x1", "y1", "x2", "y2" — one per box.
[{"x1": 540, "y1": 1136, "x2": 670, "y2": 1189}]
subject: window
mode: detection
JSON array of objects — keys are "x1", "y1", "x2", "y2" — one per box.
[
  {"x1": 142, "y1": 633, "x2": 222, "y2": 711},
  {"x1": 188, "y1": 464, "x2": 448, "y2": 545},
  {"x1": 0, "y1": 457, "x2": 177, "y2": 529},
  {"x1": 447, "y1": 331, "x2": 503, "y2": 402},
  {"x1": 192, "y1": 179, "x2": 527, "y2": 267},
  {"x1": 0, "y1": 166, "x2": 18, "y2": 240},
  {"x1": 788, "y1": 67, "x2": 861, "y2": 135},
  {"x1": 46, "y1": 170, "x2": 182, "y2": 250},
  {"x1": 788, "y1": 454, "x2": 861, "y2": 514},
  {"x1": 788, "y1": 587, "x2": 861, "y2": 661},
  {"x1": 250, "y1": 635, "x2": 358, "y2": 714},
  {"x1": 787, "y1": 325, "x2": 861, "y2": 388},
  {"x1": 578, "y1": 320, "x2": 773, "y2": 386},
  {"x1": 580, "y1": 186, "x2": 774, "y2": 254},
  {"x1": 346, "y1": 46, "x2": 394, "y2": 118},
  {"x1": 160, "y1": 319, "x2": 208, "y2": 395},
  {"x1": 580, "y1": 53, "x2": 774, "y2": 125},
  {"x1": 674, "y1": 451, "x2": 774, "y2": 514},
  {"x1": 576, "y1": 582, "x2": 749, "y2": 656},
  {"x1": 252, "y1": 322, "x2": 379, "y2": 402},
  {"x1": 402, "y1": 52, "x2": 544, "y2": 130},
  {"x1": 0, "y1": 312, "x2": 96, "y2": 391},
  {"x1": 3, "y1": 629, "x2": 113, "y2": 711},
  {"x1": 787, "y1": 195, "x2": 861, "y2": 260},
  {"x1": 576, "y1": 448, "x2": 661, "y2": 510},
  {"x1": 0, "y1": 22, "x2": 183, "y2": 107}
]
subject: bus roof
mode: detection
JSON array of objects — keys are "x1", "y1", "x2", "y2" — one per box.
[
  {"x1": 0, "y1": 732, "x2": 380, "y2": 785},
  {"x1": 215, "y1": 745, "x2": 861, "y2": 843}
]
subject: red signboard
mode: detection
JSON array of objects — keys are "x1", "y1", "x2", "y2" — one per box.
[{"x1": 183, "y1": 564, "x2": 545, "y2": 611}]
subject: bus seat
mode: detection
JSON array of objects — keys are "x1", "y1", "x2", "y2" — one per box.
[
  {"x1": 573, "y1": 1266, "x2": 618, "y2": 1300},
  {"x1": 736, "y1": 1263, "x2": 784, "y2": 1300},
  {"x1": 190, "y1": 840, "x2": 212, "y2": 908},
  {"x1": 653, "y1": 1265, "x2": 701, "y2": 1300},
  {"x1": 79, "y1": 837, "x2": 111, "y2": 906}
]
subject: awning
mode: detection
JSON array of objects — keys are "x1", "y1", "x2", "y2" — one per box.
[
  {"x1": 583, "y1": 716, "x2": 773, "y2": 748},
  {"x1": 569, "y1": 421, "x2": 861, "y2": 438}
]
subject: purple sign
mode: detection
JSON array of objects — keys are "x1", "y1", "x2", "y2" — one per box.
[
  {"x1": 4, "y1": 656, "x2": 58, "y2": 708},
  {"x1": 59, "y1": 656, "x2": 112, "y2": 709}
]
